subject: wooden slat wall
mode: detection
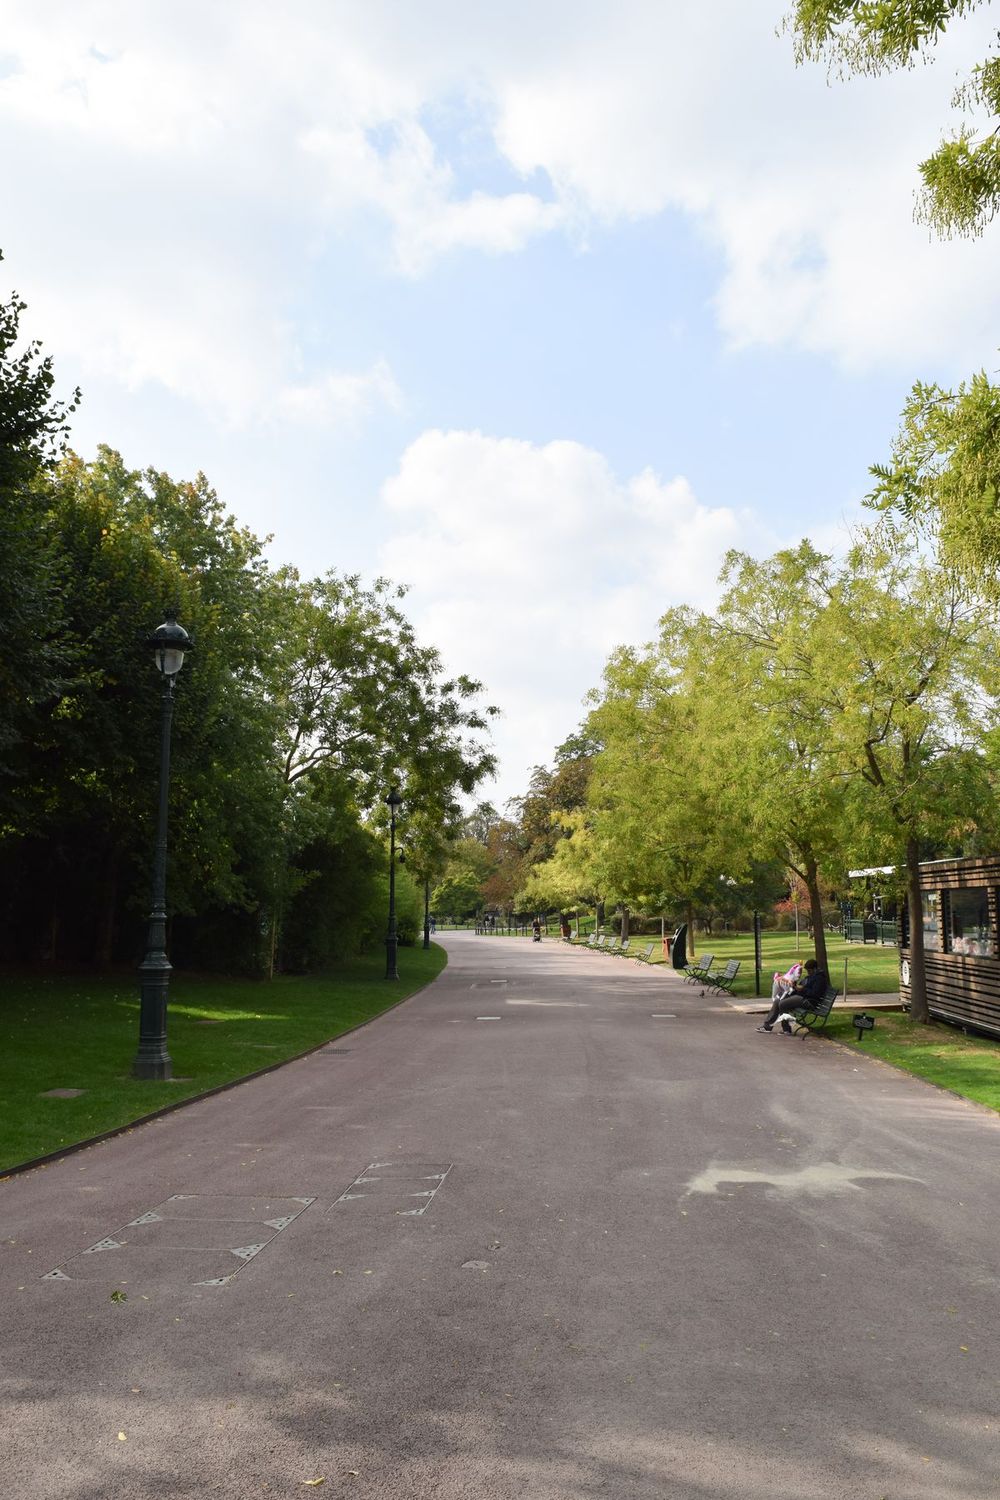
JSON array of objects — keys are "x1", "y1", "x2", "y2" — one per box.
[{"x1": 899, "y1": 857, "x2": 1000, "y2": 1037}]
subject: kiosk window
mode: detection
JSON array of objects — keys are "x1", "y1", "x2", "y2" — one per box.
[
  {"x1": 947, "y1": 888, "x2": 995, "y2": 957},
  {"x1": 921, "y1": 891, "x2": 939, "y2": 950}
]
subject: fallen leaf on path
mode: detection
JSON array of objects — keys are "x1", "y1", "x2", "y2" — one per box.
[
  {"x1": 117, "y1": 1432, "x2": 126, "y2": 1442},
  {"x1": 301, "y1": 1479, "x2": 325, "y2": 1487}
]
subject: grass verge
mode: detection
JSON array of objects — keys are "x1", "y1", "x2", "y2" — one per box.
[
  {"x1": 822, "y1": 1009, "x2": 1000, "y2": 1113},
  {"x1": 568, "y1": 929, "x2": 900, "y2": 996},
  {"x1": 0, "y1": 943, "x2": 447, "y2": 1173}
]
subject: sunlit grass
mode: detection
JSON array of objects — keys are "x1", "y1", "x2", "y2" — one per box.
[
  {"x1": 0, "y1": 945, "x2": 447, "y2": 1171},
  {"x1": 824, "y1": 1010, "x2": 1000, "y2": 1113},
  {"x1": 568, "y1": 928, "x2": 901, "y2": 996}
]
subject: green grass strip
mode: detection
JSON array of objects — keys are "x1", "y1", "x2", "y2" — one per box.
[
  {"x1": 823, "y1": 1010, "x2": 1000, "y2": 1114},
  {"x1": 566, "y1": 929, "x2": 901, "y2": 996},
  {"x1": 0, "y1": 944, "x2": 447, "y2": 1173}
]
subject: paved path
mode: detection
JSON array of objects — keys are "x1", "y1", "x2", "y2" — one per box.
[{"x1": 3, "y1": 933, "x2": 998, "y2": 1499}]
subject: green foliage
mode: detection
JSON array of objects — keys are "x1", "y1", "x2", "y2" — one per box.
[
  {"x1": 391, "y1": 862, "x2": 424, "y2": 945},
  {"x1": 0, "y1": 258, "x2": 80, "y2": 777},
  {"x1": 868, "y1": 373, "x2": 1000, "y2": 594},
  {"x1": 0, "y1": 362, "x2": 496, "y2": 975},
  {"x1": 787, "y1": 1, "x2": 1000, "y2": 236},
  {"x1": 517, "y1": 811, "x2": 598, "y2": 911},
  {"x1": 432, "y1": 837, "x2": 496, "y2": 918},
  {"x1": 789, "y1": 2, "x2": 982, "y2": 72}
]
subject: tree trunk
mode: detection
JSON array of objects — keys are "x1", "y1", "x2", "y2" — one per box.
[
  {"x1": 802, "y1": 854, "x2": 828, "y2": 975},
  {"x1": 596, "y1": 900, "x2": 605, "y2": 931},
  {"x1": 685, "y1": 902, "x2": 696, "y2": 958},
  {"x1": 620, "y1": 906, "x2": 629, "y2": 940},
  {"x1": 905, "y1": 834, "x2": 930, "y2": 1023}
]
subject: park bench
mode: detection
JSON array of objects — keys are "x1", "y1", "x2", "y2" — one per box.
[
  {"x1": 684, "y1": 952, "x2": 715, "y2": 984},
  {"x1": 595, "y1": 934, "x2": 607, "y2": 949},
  {"x1": 586, "y1": 932, "x2": 599, "y2": 946},
  {"x1": 604, "y1": 936, "x2": 621, "y2": 954},
  {"x1": 704, "y1": 958, "x2": 741, "y2": 996},
  {"x1": 790, "y1": 985, "x2": 839, "y2": 1035},
  {"x1": 617, "y1": 937, "x2": 631, "y2": 956},
  {"x1": 634, "y1": 942, "x2": 655, "y2": 964}
]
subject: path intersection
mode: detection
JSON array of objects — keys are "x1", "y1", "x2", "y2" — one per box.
[{"x1": 3, "y1": 932, "x2": 998, "y2": 1499}]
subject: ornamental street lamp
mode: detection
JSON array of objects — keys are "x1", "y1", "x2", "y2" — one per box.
[
  {"x1": 385, "y1": 787, "x2": 403, "y2": 980},
  {"x1": 133, "y1": 609, "x2": 192, "y2": 1080}
]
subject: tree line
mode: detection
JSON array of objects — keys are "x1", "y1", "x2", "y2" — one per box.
[
  {"x1": 0, "y1": 258, "x2": 496, "y2": 974},
  {"x1": 436, "y1": 517, "x2": 1000, "y2": 1023},
  {"x1": 433, "y1": 2, "x2": 1000, "y2": 1026}
]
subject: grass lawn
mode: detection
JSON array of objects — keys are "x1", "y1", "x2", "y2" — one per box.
[
  {"x1": 0, "y1": 943, "x2": 446, "y2": 1173},
  {"x1": 572, "y1": 929, "x2": 901, "y2": 997},
  {"x1": 823, "y1": 1010, "x2": 1000, "y2": 1114}
]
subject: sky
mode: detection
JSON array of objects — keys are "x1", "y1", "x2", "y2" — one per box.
[{"x1": 3, "y1": 1, "x2": 999, "y2": 805}]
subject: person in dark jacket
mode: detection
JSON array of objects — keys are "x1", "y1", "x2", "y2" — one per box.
[{"x1": 756, "y1": 959, "x2": 827, "y2": 1033}]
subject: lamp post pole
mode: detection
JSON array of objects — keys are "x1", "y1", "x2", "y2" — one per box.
[
  {"x1": 385, "y1": 788, "x2": 402, "y2": 980},
  {"x1": 423, "y1": 878, "x2": 431, "y2": 950},
  {"x1": 133, "y1": 611, "x2": 191, "y2": 1080}
]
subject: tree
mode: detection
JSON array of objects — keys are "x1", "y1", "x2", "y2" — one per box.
[
  {"x1": 273, "y1": 571, "x2": 495, "y2": 809},
  {"x1": 787, "y1": 0, "x2": 1000, "y2": 236},
  {"x1": 516, "y1": 811, "x2": 599, "y2": 915},
  {"x1": 868, "y1": 372, "x2": 1000, "y2": 598},
  {"x1": 0, "y1": 254, "x2": 79, "y2": 780},
  {"x1": 692, "y1": 543, "x2": 857, "y2": 976},
  {"x1": 585, "y1": 639, "x2": 747, "y2": 954},
  {"x1": 811, "y1": 528, "x2": 1000, "y2": 1020},
  {"x1": 2, "y1": 448, "x2": 287, "y2": 965}
]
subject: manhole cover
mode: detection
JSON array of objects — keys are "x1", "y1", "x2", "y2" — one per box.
[
  {"x1": 41, "y1": 1195, "x2": 316, "y2": 1287},
  {"x1": 330, "y1": 1162, "x2": 453, "y2": 1218}
]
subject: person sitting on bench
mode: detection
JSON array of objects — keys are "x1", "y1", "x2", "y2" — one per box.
[{"x1": 756, "y1": 959, "x2": 827, "y2": 1034}]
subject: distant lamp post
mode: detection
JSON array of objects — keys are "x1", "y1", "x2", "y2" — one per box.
[
  {"x1": 423, "y1": 879, "x2": 431, "y2": 950},
  {"x1": 133, "y1": 609, "x2": 192, "y2": 1080},
  {"x1": 385, "y1": 787, "x2": 403, "y2": 980}
]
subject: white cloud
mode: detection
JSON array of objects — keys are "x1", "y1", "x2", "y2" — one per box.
[
  {"x1": 379, "y1": 429, "x2": 776, "y2": 802},
  {"x1": 276, "y1": 359, "x2": 402, "y2": 428},
  {"x1": 299, "y1": 120, "x2": 564, "y2": 275},
  {"x1": 3, "y1": 0, "x2": 998, "y2": 423}
]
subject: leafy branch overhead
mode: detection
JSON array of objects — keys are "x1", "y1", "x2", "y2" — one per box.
[{"x1": 787, "y1": 1, "x2": 1000, "y2": 236}]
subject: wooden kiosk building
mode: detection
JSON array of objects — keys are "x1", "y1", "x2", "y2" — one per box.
[{"x1": 900, "y1": 855, "x2": 1000, "y2": 1037}]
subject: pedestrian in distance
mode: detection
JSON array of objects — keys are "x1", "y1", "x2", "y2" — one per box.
[{"x1": 756, "y1": 958, "x2": 827, "y2": 1034}]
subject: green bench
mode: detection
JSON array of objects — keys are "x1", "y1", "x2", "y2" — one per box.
[
  {"x1": 703, "y1": 958, "x2": 741, "y2": 996},
  {"x1": 790, "y1": 986, "x2": 839, "y2": 1035}
]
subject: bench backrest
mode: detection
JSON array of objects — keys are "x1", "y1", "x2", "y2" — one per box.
[
  {"x1": 818, "y1": 986, "x2": 838, "y2": 1013},
  {"x1": 721, "y1": 960, "x2": 740, "y2": 979},
  {"x1": 690, "y1": 953, "x2": 714, "y2": 972},
  {"x1": 620, "y1": 938, "x2": 630, "y2": 953},
  {"x1": 587, "y1": 933, "x2": 598, "y2": 945},
  {"x1": 596, "y1": 934, "x2": 607, "y2": 947},
  {"x1": 643, "y1": 943, "x2": 654, "y2": 958},
  {"x1": 607, "y1": 937, "x2": 620, "y2": 952}
]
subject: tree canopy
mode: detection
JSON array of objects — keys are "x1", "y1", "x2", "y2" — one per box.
[
  {"x1": 787, "y1": 0, "x2": 1000, "y2": 236},
  {"x1": 0, "y1": 264, "x2": 497, "y2": 974}
]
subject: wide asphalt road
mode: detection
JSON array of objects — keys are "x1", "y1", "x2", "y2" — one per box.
[{"x1": 3, "y1": 932, "x2": 998, "y2": 1499}]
